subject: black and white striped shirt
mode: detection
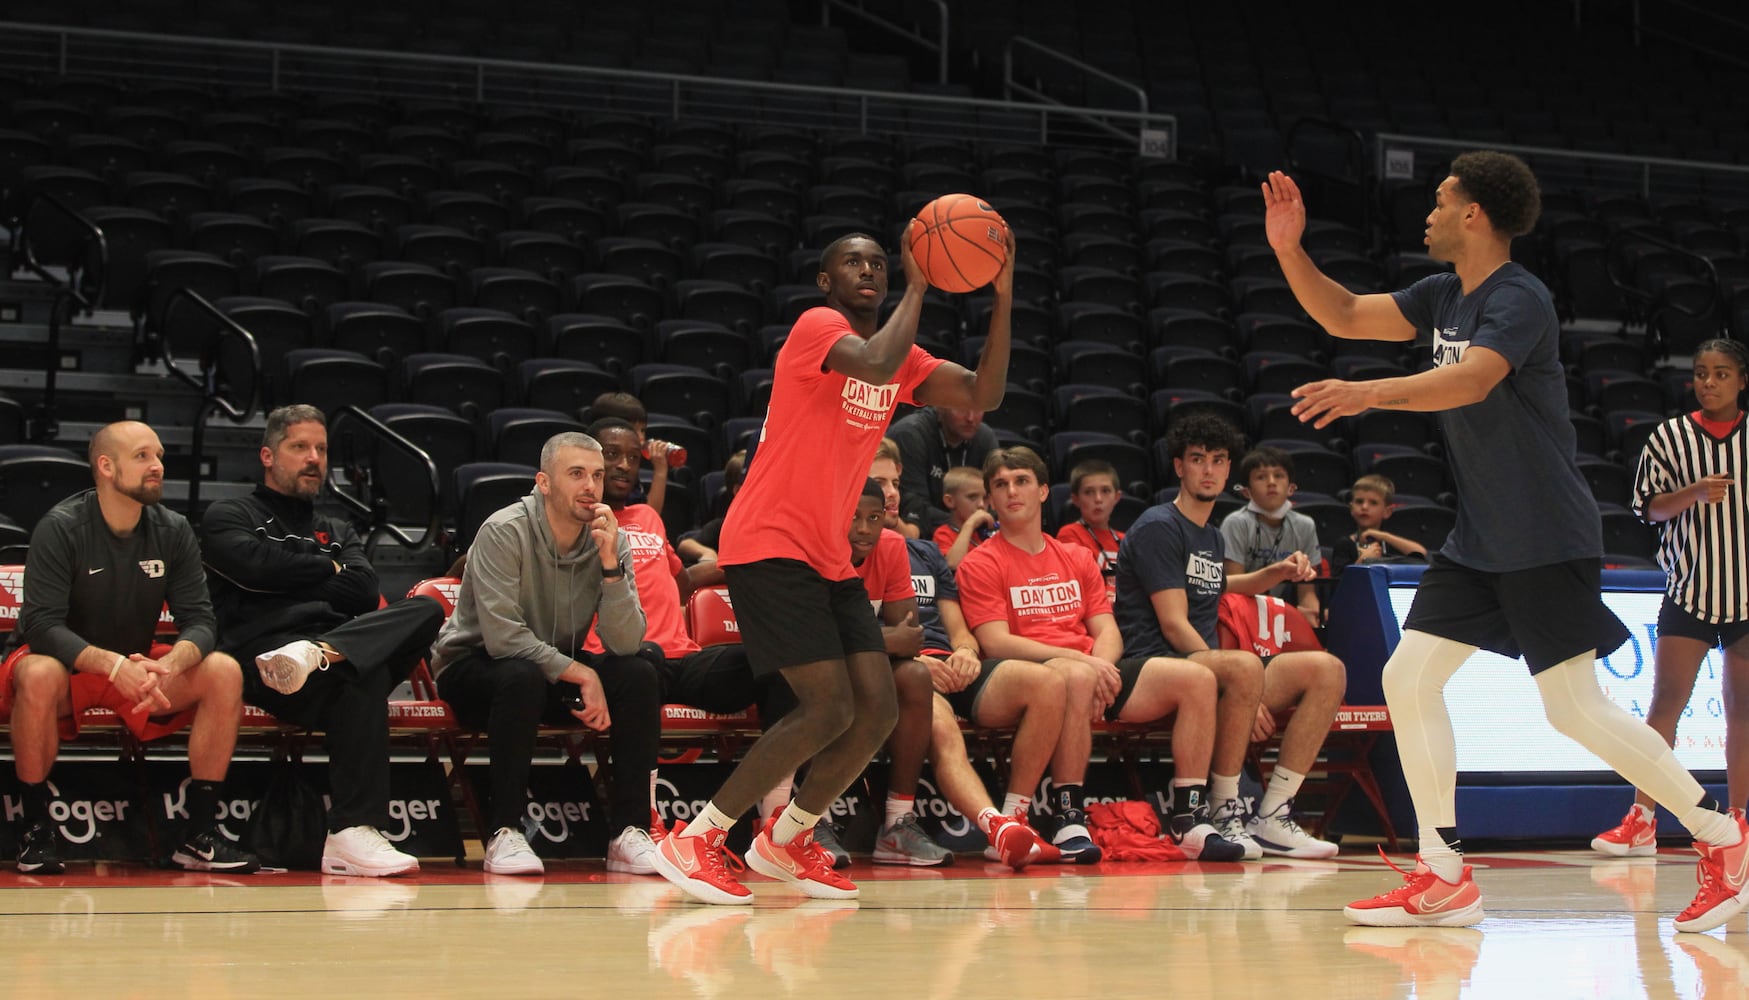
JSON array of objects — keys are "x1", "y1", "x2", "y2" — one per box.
[{"x1": 1632, "y1": 413, "x2": 1749, "y2": 623}]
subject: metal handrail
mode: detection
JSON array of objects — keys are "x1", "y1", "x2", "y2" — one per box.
[
  {"x1": 157, "y1": 288, "x2": 260, "y2": 519},
  {"x1": 11, "y1": 191, "x2": 107, "y2": 443},
  {"x1": 13, "y1": 191, "x2": 106, "y2": 313},
  {"x1": 1002, "y1": 36, "x2": 1161, "y2": 151},
  {"x1": 325, "y1": 405, "x2": 444, "y2": 557},
  {"x1": 822, "y1": 0, "x2": 949, "y2": 86},
  {"x1": 0, "y1": 20, "x2": 1172, "y2": 148},
  {"x1": 1373, "y1": 132, "x2": 1749, "y2": 199}
]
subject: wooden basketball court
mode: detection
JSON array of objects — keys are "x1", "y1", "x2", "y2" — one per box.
[{"x1": 3, "y1": 847, "x2": 1744, "y2": 998}]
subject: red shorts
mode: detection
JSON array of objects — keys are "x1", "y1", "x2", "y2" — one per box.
[{"x1": 0, "y1": 646, "x2": 198, "y2": 742}]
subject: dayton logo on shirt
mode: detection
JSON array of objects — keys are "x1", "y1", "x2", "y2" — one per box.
[
  {"x1": 1186, "y1": 552, "x2": 1224, "y2": 594},
  {"x1": 138, "y1": 560, "x2": 166, "y2": 579},
  {"x1": 1431, "y1": 327, "x2": 1469, "y2": 367},
  {"x1": 1009, "y1": 578, "x2": 1083, "y2": 618},
  {"x1": 911, "y1": 573, "x2": 936, "y2": 608},
  {"x1": 841, "y1": 377, "x2": 900, "y2": 425},
  {"x1": 623, "y1": 527, "x2": 667, "y2": 566}
]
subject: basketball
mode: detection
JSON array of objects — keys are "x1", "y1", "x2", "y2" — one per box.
[{"x1": 908, "y1": 193, "x2": 1009, "y2": 293}]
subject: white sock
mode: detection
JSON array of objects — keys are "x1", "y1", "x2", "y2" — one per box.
[
  {"x1": 884, "y1": 793, "x2": 915, "y2": 829},
  {"x1": 771, "y1": 801, "x2": 822, "y2": 847},
  {"x1": 689, "y1": 802, "x2": 737, "y2": 838},
  {"x1": 1532, "y1": 653, "x2": 1734, "y2": 843},
  {"x1": 1002, "y1": 792, "x2": 1030, "y2": 818},
  {"x1": 1418, "y1": 827, "x2": 1464, "y2": 883},
  {"x1": 648, "y1": 770, "x2": 659, "y2": 821},
  {"x1": 1210, "y1": 773, "x2": 1240, "y2": 806},
  {"x1": 760, "y1": 773, "x2": 795, "y2": 819},
  {"x1": 1258, "y1": 766, "x2": 1306, "y2": 818}
]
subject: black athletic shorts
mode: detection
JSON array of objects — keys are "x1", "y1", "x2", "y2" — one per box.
[
  {"x1": 1103, "y1": 656, "x2": 1150, "y2": 721},
  {"x1": 944, "y1": 655, "x2": 1146, "y2": 721},
  {"x1": 1402, "y1": 553, "x2": 1630, "y2": 674},
  {"x1": 944, "y1": 657, "x2": 1007, "y2": 721},
  {"x1": 1658, "y1": 596, "x2": 1749, "y2": 650},
  {"x1": 722, "y1": 559, "x2": 885, "y2": 677}
]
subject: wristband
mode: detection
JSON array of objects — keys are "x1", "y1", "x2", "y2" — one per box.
[
  {"x1": 601, "y1": 562, "x2": 625, "y2": 580},
  {"x1": 108, "y1": 655, "x2": 126, "y2": 683}
]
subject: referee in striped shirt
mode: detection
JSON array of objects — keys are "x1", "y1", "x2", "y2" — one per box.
[{"x1": 1594, "y1": 337, "x2": 1749, "y2": 854}]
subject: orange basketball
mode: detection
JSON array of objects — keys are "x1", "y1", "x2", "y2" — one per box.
[{"x1": 908, "y1": 193, "x2": 1009, "y2": 293}]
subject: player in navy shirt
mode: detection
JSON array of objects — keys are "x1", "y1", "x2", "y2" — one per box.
[{"x1": 1265, "y1": 151, "x2": 1749, "y2": 931}]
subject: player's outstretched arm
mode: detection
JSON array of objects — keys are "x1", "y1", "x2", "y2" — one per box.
[
  {"x1": 914, "y1": 226, "x2": 1017, "y2": 413},
  {"x1": 1264, "y1": 171, "x2": 1416, "y2": 343},
  {"x1": 1291, "y1": 345, "x2": 1511, "y2": 427}
]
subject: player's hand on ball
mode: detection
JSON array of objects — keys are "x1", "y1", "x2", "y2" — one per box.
[{"x1": 900, "y1": 218, "x2": 929, "y2": 291}]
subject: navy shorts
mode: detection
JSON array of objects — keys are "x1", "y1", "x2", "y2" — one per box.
[
  {"x1": 722, "y1": 559, "x2": 885, "y2": 677},
  {"x1": 1658, "y1": 596, "x2": 1749, "y2": 650},
  {"x1": 1403, "y1": 553, "x2": 1630, "y2": 673}
]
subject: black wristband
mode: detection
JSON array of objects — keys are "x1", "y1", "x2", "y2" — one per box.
[{"x1": 601, "y1": 563, "x2": 625, "y2": 580}]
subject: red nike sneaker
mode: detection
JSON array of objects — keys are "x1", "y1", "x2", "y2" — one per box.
[
  {"x1": 1344, "y1": 850, "x2": 1484, "y2": 927},
  {"x1": 1675, "y1": 808, "x2": 1749, "y2": 933}
]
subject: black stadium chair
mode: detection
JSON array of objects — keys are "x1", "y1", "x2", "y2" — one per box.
[
  {"x1": 0, "y1": 445, "x2": 90, "y2": 528},
  {"x1": 283, "y1": 349, "x2": 388, "y2": 417},
  {"x1": 438, "y1": 307, "x2": 539, "y2": 371},
  {"x1": 453, "y1": 462, "x2": 538, "y2": 555},
  {"x1": 400, "y1": 353, "x2": 509, "y2": 420},
  {"x1": 368, "y1": 402, "x2": 480, "y2": 525},
  {"x1": 517, "y1": 358, "x2": 621, "y2": 415},
  {"x1": 488, "y1": 408, "x2": 585, "y2": 465}
]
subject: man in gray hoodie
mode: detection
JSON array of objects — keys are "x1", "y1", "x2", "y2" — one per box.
[{"x1": 430, "y1": 431, "x2": 657, "y2": 877}]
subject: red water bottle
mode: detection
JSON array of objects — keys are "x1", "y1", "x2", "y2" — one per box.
[{"x1": 642, "y1": 442, "x2": 687, "y2": 467}]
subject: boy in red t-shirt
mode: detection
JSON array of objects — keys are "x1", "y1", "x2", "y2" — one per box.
[
  {"x1": 652, "y1": 225, "x2": 1017, "y2": 906},
  {"x1": 957, "y1": 447, "x2": 1243, "y2": 862},
  {"x1": 931, "y1": 465, "x2": 994, "y2": 568},
  {"x1": 1056, "y1": 459, "x2": 1124, "y2": 603}
]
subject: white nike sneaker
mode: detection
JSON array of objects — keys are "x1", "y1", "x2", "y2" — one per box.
[
  {"x1": 1211, "y1": 797, "x2": 1264, "y2": 861},
  {"x1": 322, "y1": 825, "x2": 420, "y2": 877},
  {"x1": 606, "y1": 826, "x2": 660, "y2": 875},
  {"x1": 1246, "y1": 800, "x2": 1340, "y2": 859},
  {"x1": 484, "y1": 827, "x2": 545, "y2": 876},
  {"x1": 256, "y1": 639, "x2": 330, "y2": 695}
]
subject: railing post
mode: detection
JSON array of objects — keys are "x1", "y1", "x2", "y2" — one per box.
[
  {"x1": 58, "y1": 31, "x2": 68, "y2": 75},
  {"x1": 270, "y1": 49, "x2": 280, "y2": 91},
  {"x1": 476, "y1": 63, "x2": 485, "y2": 103},
  {"x1": 937, "y1": 1, "x2": 949, "y2": 86}
]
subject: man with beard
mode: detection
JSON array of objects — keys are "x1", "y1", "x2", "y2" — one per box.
[
  {"x1": 9, "y1": 421, "x2": 255, "y2": 874},
  {"x1": 200, "y1": 405, "x2": 444, "y2": 877}
]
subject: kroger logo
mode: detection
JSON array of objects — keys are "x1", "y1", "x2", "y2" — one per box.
[{"x1": 5, "y1": 780, "x2": 133, "y2": 845}]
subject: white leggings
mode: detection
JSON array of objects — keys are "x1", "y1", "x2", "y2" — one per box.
[{"x1": 1384, "y1": 630, "x2": 1706, "y2": 831}]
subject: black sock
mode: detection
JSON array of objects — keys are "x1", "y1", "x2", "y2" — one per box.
[
  {"x1": 21, "y1": 781, "x2": 50, "y2": 826},
  {"x1": 1699, "y1": 793, "x2": 1727, "y2": 815},
  {"x1": 186, "y1": 780, "x2": 222, "y2": 837},
  {"x1": 1169, "y1": 783, "x2": 1208, "y2": 834},
  {"x1": 1436, "y1": 825, "x2": 1461, "y2": 852},
  {"x1": 1056, "y1": 784, "x2": 1084, "y2": 815}
]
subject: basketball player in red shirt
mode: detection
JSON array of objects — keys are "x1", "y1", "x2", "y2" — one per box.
[{"x1": 653, "y1": 224, "x2": 1016, "y2": 904}]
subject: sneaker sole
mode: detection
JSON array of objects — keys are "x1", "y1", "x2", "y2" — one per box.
[
  {"x1": 16, "y1": 861, "x2": 64, "y2": 875},
  {"x1": 323, "y1": 856, "x2": 420, "y2": 878},
  {"x1": 1257, "y1": 840, "x2": 1340, "y2": 860},
  {"x1": 171, "y1": 852, "x2": 260, "y2": 874},
  {"x1": 1343, "y1": 901, "x2": 1486, "y2": 927},
  {"x1": 1052, "y1": 842, "x2": 1103, "y2": 865},
  {"x1": 605, "y1": 857, "x2": 660, "y2": 875},
  {"x1": 482, "y1": 859, "x2": 546, "y2": 876},
  {"x1": 1674, "y1": 891, "x2": 1749, "y2": 933},
  {"x1": 651, "y1": 844, "x2": 752, "y2": 905},
  {"x1": 871, "y1": 848, "x2": 954, "y2": 867},
  {"x1": 745, "y1": 840, "x2": 859, "y2": 899},
  {"x1": 258, "y1": 657, "x2": 312, "y2": 695},
  {"x1": 1590, "y1": 837, "x2": 1656, "y2": 857},
  {"x1": 1190, "y1": 841, "x2": 1250, "y2": 863}
]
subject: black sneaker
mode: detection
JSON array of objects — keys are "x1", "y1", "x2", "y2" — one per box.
[
  {"x1": 1048, "y1": 807, "x2": 1103, "y2": 864},
  {"x1": 17, "y1": 820, "x2": 64, "y2": 874},
  {"x1": 171, "y1": 828, "x2": 261, "y2": 873},
  {"x1": 1167, "y1": 810, "x2": 1248, "y2": 862}
]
